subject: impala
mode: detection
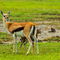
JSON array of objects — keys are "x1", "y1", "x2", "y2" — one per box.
[
  {"x1": 20, "y1": 28, "x2": 41, "y2": 52},
  {"x1": 1, "y1": 11, "x2": 39, "y2": 55}
]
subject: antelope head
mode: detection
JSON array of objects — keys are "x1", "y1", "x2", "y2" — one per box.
[
  {"x1": 37, "y1": 28, "x2": 41, "y2": 34},
  {"x1": 1, "y1": 10, "x2": 11, "y2": 27},
  {"x1": 1, "y1": 10, "x2": 10, "y2": 22}
]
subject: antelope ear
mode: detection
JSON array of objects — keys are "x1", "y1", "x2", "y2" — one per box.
[
  {"x1": 1, "y1": 10, "x2": 3, "y2": 15},
  {"x1": 8, "y1": 11, "x2": 11, "y2": 14}
]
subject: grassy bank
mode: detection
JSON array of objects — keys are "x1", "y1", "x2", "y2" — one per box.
[
  {"x1": 0, "y1": 0, "x2": 60, "y2": 21},
  {"x1": 0, "y1": 42, "x2": 60, "y2": 60}
]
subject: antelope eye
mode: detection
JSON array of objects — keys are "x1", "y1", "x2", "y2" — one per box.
[{"x1": 4, "y1": 15, "x2": 5, "y2": 17}]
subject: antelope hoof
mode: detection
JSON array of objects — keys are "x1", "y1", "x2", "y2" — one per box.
[
  {"x1": 19, "y1": 50, "x2": 21, "y2": 53},
  {"x1": 25, "y1": 49, "x2": 27, "y2": 52},
  {"x1": 37, "y1": 52, "x2": 39, "y2": 55},
  {"x1": 31, "y1": 50, "x2": 33, "y2": 54},
  {"x1": 34, "y1": 51, "x2": 36, "y2": 54},
  {"x1": 12, "y1": 52, "x2": 15, "y2": 54},
  {"x1": 26, "y1": 53, "x2": 28, "y2": 55},
  {"x1": 15, "y1": 52, "x2": 17, "y2": 54}
]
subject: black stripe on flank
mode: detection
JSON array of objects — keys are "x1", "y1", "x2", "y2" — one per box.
[
  {"x1": 12, "y1": 27, "x2": 24, "y2": 33},
  {"x1": 31, "y1": 26, "x2": 35, "y2": 35},
  {"x1": 33, "y1": 26, "x2": 35, "y2": 35}
]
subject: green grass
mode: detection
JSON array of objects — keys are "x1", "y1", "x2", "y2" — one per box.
[
  {"x1": 36, "y1": 21, "x2": 60, "y2": 25},
  {"x1": 43, "y1": 36, "x2": 60, "y2": 42},
  {"x1": 0, "y1": 42, "x2": 60, "y2": 60},
  {"x1": 0, "y1": 32, "x2": 12, "y2": 42},
  {"x1": 0, "y1": 32, "x2": 60, "y2": 60},
  {"x1": 0, "y1": 0, "x2": 60, "y2": 21}
]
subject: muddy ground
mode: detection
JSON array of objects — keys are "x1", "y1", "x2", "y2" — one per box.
[{"x1": 0, "y1": 21, "x2": 60, "y2": 42}]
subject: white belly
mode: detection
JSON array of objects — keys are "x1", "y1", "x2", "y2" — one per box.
[{"x1": 15, "y1": 30, "x2": 25, "y2": 37}]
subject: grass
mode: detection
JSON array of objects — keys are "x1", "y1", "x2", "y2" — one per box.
[
  {"x1": 0, "y1": 42, "x2": 60, "y2": 60},
  {"x1": 43, "y1": 36, "x2": 60, "y2": 42},
  {"x1": 36, "y1": 21, "x2": 60, "y2": 25},
  {"x1": 0, "y1": 0, "x2": 60, "y2": 21},
  {"x1": 0, "y1": 32, "x2": 12, "y2": 42},
  {"x1": 35, "y1": 21, "x2": 60, "y2": 29},
  {"x1": 0, "y1": 0, "x2": 60, "y2": 59},
  {"x1": 0, "y1": 32, "x2": 60, "y2": 60}
]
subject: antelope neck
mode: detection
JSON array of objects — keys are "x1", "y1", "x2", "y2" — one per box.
[{"x1": 3, "y1": 20, "x2": 11, "y2": 35}]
